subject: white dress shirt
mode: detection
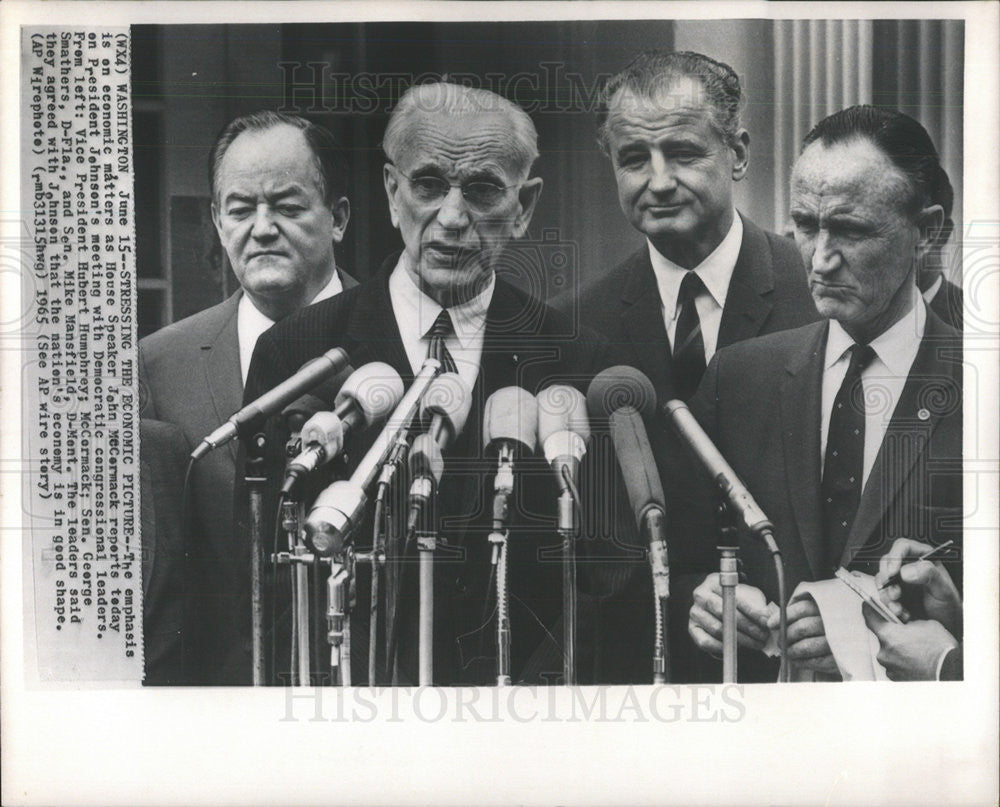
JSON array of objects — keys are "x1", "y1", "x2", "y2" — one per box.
[
  {"x1": 388, "y1": 256, "x2": 493, "y2": 393},
  {"x1": 820, "y1": 291, "x2": 926, "y2": 488},
  {"x1": 237, "y1": 270, "x2": 344, "y2": 385},
  {"x1": 647, "y1": 210, "x2": 743, "y2": 362}
]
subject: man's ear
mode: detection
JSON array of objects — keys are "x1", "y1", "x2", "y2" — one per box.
[
  {"x1": 210, "y1": 200, "x2": 222, "y2": 234},
  {"x1": 731, "y1": 129, "x2": 750, "y2": 182},
  {"x1": 512, "y1": 177, "x2": 544, "y2": 239},
  {"x1": 329, "y1": 196, "x2": 350, "y2": 244},
  {"x1": 915, "y1": 204, "x2": 946, "y2": 258},
  {"x1": 383, "y1": 163, "x2": 401, "y2": 229}
]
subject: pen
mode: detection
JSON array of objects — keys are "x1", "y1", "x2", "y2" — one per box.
[{"x1": 877, "y1": 540, "x2": 956, "y2": 590}]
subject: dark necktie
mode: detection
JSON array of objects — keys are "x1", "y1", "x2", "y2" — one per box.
[
  {"x1": 672, "y1": 271, "x2": 707, "y2": 400},
  {"x1": 822, "y1": 343, "x2": 877, "y2": 571},
  {"x1": 426, "y1": 309, "x2": 458, "y2": 374}
]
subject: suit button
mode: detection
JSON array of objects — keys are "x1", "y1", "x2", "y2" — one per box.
[{"x1": 454, "y1": 577, "x2": 468, "y2": 595}]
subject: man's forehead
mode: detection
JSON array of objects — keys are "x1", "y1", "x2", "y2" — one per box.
[
  {"x1": 791, "y1": 139, "x2": 909, "y2": 207},
  {"x1": 394, "y1": 110, "x2": 523, "y2": 175},
  {"x1": 606, "y1": 78, "x2": 713, "y2": 129},
  {"x1": 218, "y1": 126, "x2": 320, "y2": 190}
]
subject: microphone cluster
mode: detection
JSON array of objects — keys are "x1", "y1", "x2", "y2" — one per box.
[{"x1": 193, "y1": 345, "x2": 785, "y2": 685}]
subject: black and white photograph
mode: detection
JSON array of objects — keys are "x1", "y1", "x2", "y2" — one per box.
[{"x1": 2, "y1": 2, "x2": 997, "y2": 805}]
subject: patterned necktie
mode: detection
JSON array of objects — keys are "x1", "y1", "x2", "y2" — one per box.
[
  {"x1": 426, "y1": 309, "x2": 458, "y2": 374},
  {"x1": 672, "y1": 271, "x2": 707, "y2": 400},
  {"x1": 822, "y1": 343, "x2": 877, "y2": 571}
]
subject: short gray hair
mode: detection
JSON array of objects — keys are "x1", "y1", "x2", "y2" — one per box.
[
  {"x1": 596, "y1": 50, "x2": 744, "y2": 153},
  {"x1": 382, "y1": 82, "x2": 539, "y2": 177}
]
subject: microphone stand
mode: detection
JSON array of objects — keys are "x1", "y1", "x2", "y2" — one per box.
[
  {"x1": 244, "y1": 433, "x2": 269, "y2": 686},
  {"x1": 490, "y1": 442, "x2": 515, "y2": 686},
  {"x1": 325, "y1": 552, "x2": 353, "y2": 686},
  {"x1": 557, "y1": 466, "x2": 579, "y2": 685},
  {"x1": 415, "y1": 506, "x2": 437, "y2": 686},
  {"x1": 279, "y1": 499, "x2": 311, "y2": 687},
  {"x1": 716, "y1": 506, "x2": 740, "y2": 684}
]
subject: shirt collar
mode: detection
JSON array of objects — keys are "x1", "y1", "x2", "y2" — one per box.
[
  {"x1": 922, "y1": 274, "x2": 943, "y2": 305},
  {"x1": 237, "y1": 269, "x2": 345, "y2": 383},
  {"x1": 647, "y1": 210, "x2": 743, "y2": 313},
  {"x1": 825, "y1": 287, "x2": 927, "y2": 376},
  {"x1": 388, "y1": 256, "x2": 494, "y2": 349}
]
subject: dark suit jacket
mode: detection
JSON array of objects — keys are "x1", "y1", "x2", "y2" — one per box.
[
  {"x1": 561, "y1": 215, "x2": 820, "y2": 683},
  {"x1": 137, "y1": 269, "x2": 357, "y2": 684},
  {"x1": 234, "y1": 266, "x2": 610, "y2": 686},
  {"x1": 140, "y1": 419, "x2": 191, "y2": 685},
  {"x1": 927, "y1": 276, "x2": 963, "y2": 330},
  {"x1": 677, "y1": 310, "x2": 963, "y2": 682}
]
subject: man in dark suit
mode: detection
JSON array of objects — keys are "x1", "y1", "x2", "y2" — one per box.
[
  {"x1": 917, "y1": 162, "x2": 963, "y2": 329},
  {"x1": 565, "y1": 51, "x2": 818, "y2": 683},
  {"x1": 682, "y1": 106, "x2": 962, "y2": 682},
  {"x1": 138, "y1": 111, "x2": 356, "y2": 683},
  {"x1": 240, "y1": 82, "x2": 607, "y2": 686}
]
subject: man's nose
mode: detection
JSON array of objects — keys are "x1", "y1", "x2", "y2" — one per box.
[
  {"x1": 647, "y1": 153, "x2": 678, "y2": 194},
  {"x1": 811, "y1": 231, "x2": 842, "y2": 274},
  {"x1": 250, "y1": 205, "x2": 279, "y2": 239},
  {"x1": 435, "y1": 185, "x2": 470, "y2": 230}
]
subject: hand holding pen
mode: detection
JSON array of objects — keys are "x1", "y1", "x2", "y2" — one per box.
[{"x1": 875, "y1": 538, "x2": 962, "y2": 636}]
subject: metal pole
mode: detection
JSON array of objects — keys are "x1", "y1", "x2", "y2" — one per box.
[
  {"x1": 246, "y1": 467, "x2": 268, "y2": 687},
  {"x1": 719, "y1": 547, "x2": 739, "y2": 684},
  {"x1": 418, "y1": 532, "x2": 435, "y2": 686},
  {"x1": 558, "y1": 488, "x2": 577, "y2": 685}
]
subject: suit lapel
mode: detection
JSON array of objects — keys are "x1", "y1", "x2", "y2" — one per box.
[
  {"x1": 201, "y1": 292, "x2": 244, "y2": 464},
  {"x1": 780, "y1": 322, "x2": 828, "y2": 579},
  {"x1": 717, "y1": 216, "x2": 776, "y2": 349},
  {"x1": 344, "y1": 269, "x2": 412, "y2": 382},
  {"x1": 620, "y1": 249, "x2": 674, "y2": 400},
  {"x1": 839, "y1": 314, "x2": 957, "y2": 567}
]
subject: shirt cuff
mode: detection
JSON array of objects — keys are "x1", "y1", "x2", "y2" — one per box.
[{"x1": 935, "y1": 643, "x2": 961, "y2": 681}]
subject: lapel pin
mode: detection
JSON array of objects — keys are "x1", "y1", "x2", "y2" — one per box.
[{"x1": 917, "y1": 408, "x2": 931, "y2": 421}]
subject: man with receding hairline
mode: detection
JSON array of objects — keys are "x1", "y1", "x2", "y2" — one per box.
[
  {"x1": 139, "y1": 111, "x2": 356, "y2": 683},
  {"x1": 565, "y1": 51, "x2": 818, "y2": 683},
  {"x1": 679, "y1": 106, "x2": 962, "y2": 682},
  {"x1": 240, "y1": 82, "x2": 608, "y2": 686}
]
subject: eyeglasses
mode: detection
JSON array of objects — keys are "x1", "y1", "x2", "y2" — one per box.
[{"x1": 390, "y1": 165, "x2": 516, "y2": 211}]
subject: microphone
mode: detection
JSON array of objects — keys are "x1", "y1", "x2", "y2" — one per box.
[
  {"x1": 483, "y1": 386, "x2": 538, "y2": 538},
  {"x1": 191, "y1": 346, "x2": 351, "y2": 460},
  {"x1": 609, "y1": 407, "x2": 670, "y2": 600},
  {"x1": 407, "y1": 373, "x2": 473, "y2": 534},
  {"x1": 280, "y1": 363, "x2": 357, "y2": 435},
  {"x1": 585, "y1": 365, "x2": 657, "y2": 420},
  {"x1": 483, "y1": 386, "x2": 538, "y2": 456},
  {"x1": 662, "y1": 400, "x2": 776, "y2": 546},
  {"x1": 536, "y1": 385, "x2": 590, "y2": 532},
  {"x1": 303, "y1": 358, "x2": 441, "y2": 556},
  {"x1": 281, "y1": 363, "x2": 404, "y2": 495}
]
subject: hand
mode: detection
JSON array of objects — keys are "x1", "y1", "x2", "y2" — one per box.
[
  {"x1": 863, "y1": 603, "x2": 960, "y2": 681},
  {"x1": 688, "y1": 574, "x2": 771, "y2": 657},
  {"x1": 769, "y1": 591, "x2": 838, "y2": 676},
  {"x1": 876, "y1": 538, "x2": 962, "y2": 636}
]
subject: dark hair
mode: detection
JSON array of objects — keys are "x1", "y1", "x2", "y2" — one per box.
[
  {"x1": 802, "y1": 105, "x2": 947, "y2": 219},
  {"x1": 596, "y1": 50, "x2": 744, "y2": 152},
  {"x1": 209, "y1": 110, "x2": 348, "y2": 204}
]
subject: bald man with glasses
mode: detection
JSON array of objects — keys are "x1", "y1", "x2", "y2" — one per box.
[{"x1": 236, "y1": 82, "x2": 609, "y2": 687}]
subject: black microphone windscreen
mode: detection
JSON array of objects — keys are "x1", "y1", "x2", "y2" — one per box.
[
  {"x1": 586, "y1": 366, "x2": 657, "y2": 420},
  {"x1": 420, "y1": 372, "x2": 472, "y2": 439},
  {"x1": 610, "y1": 407, "x2": 666, "y2": 528}
]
